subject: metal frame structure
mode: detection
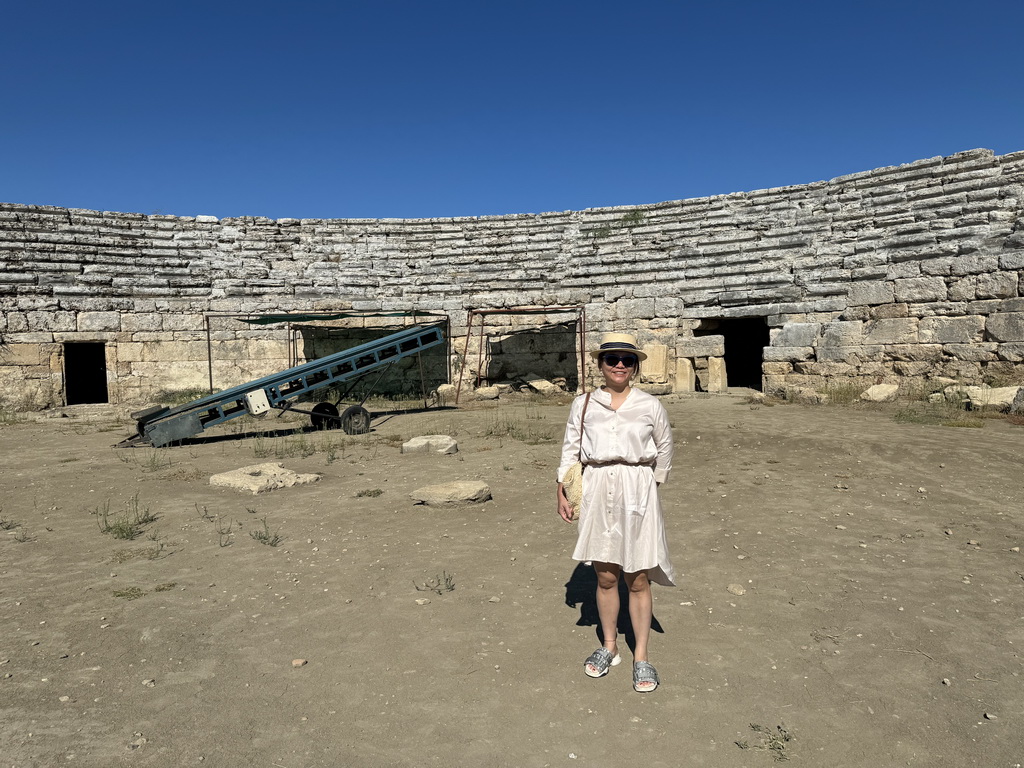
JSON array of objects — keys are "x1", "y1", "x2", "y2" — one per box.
[
  {"x1": 454, "y1": 305, "x2": 587, "y2": 404},
  {"x1": 202, "y1": 310, "x2": 450, "y2": 393}
]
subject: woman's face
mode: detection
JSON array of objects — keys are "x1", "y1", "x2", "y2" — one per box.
[{"x1": 599, "y1": 352, "x2": 638, "y2": 388}]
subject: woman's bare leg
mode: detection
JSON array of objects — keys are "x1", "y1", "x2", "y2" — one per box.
[
  {"x1": 623, "y1": 570, "x2": 653, "y2": 662},
  {"x1": 592, "y1": 561, "x2": 621, "y2": 654}
]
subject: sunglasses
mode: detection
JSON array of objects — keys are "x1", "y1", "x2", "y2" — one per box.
[{"x1": 601, "y1": 354, "x2": 638, "y2": 368}]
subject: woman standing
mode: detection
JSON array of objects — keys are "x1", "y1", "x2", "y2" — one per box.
[{"x1": 557, "y1": 333, "x2": 675, "y2": 693}]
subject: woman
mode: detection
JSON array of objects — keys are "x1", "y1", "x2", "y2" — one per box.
[{"x1": 557, "y1": 332, "x2": 674, "y2": 693}]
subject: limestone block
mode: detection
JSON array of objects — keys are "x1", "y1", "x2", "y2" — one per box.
[
  {"x1": 986, "y1": 313, "x2": 1024, "y2": 342},
  {"x1": 976, "y1": 272, "x2": 1018, "y2": 299},
  {"x1": 773, "y1": 322, "x2": 821, "y2": 347},
  {"x1": 947, "y1": 277, "x2": 977, "y2": 301},
  {"x1": 78, "y1": 312, "x2": 121, "y2": 332},
  {"x1": 893, "y1": 361, "x2": 934, "y2": 377},
  {"x1": 434, "y1": 383, "x2": 457, "y2": 405},
  {"x1": 967, "y1": 386, "x2": 1022, "y2": 410},
  {"x1": 615, "y1": 297, "x2": 656, "y2": 320},
  {"x1": 1012, "y1": 388, "x2": 1024, "y2": 414},
  {"x1": 707, "y1": 357, "x2": 727, "y2": 392},
  {"x1": 870, "y1": 303, "x2": 910, "y2": 319},
  {"x1": 999, "y1": 251, "x2": 1024, "y2": 270},
  {"x1": 409, "y1": 480, "x2": 492, "y2": 506},
  {"x1": 473, "y1": 386, "x2": 499, "y2": 400},
  {"x1": 674, "y1": 358, "x2": 695, "y2": 392},
  {"x1": 883, "y1": 344, "x2": 943, "y2": 362},
  {"x1": 893, "y1": 277, "x2": 947, "y2": 302},
  {"x1": 763, "y1": 346, "x2": 813, "y2": 362},
  {"x1": 816, "y1": 345, "x2": 884, "y2": 363},
  {"x1": 635, "y1": 383, "x2": 673, "y2": 395},
  {"x1": 209, "y1": 463, "x2": 322, "y2": 495},
  {"x1": 677, "y1": 336, "x2": 725, "y2": 358},
  {"x1": 919, "y1": 316, "x2": 984, "y2": 343},
  {"x1": 121, "y1": 313, "x2": 164, "y2": 332},
  {"x1": 402, "y1": 435, "x2": 459, "y2": 455},
  {"x1": 860, "y1": 384, "x2": 899, "y2": 402},
  {"x1": 996, "y1": 343, "x2": 1024, "y2": 362},
  {"x1": 522, "y1": 372, "x2": 560, "y2": 395},
  {"x1": 26, "y1": 311, "x2": 76, "y2": 332},
  {"x1": 640, "y1": 344, "x2": 668, "y2": 384},
  {"x1": 942, "y1": 343, "x2": 998, "y2": 361},
  {"x1": 785, "y1": 386, "x2": 827, "y2": 404},
  {"x1": 820, "y1": 321, "x2": 864, "y2": 346},
  {"x1": 848, "y1": 282, "x2": 894, "y2": 306},
  {"x1": 761, "y1": 362, "x2": 792, "y2": 375},
  {"x1": 0, "y1": 343, "x2": 45, "y2": 366},
  {"x1": 864, "y1": 318, "x2": 919, "y2": 345}
]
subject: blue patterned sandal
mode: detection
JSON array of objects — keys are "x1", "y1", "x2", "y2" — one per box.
[
  {"x1": 584, "y1": 647, "x2": 622, "y2": 678},
  {"x1": 633, "y1": 661, "x2": 659, "y2": 692}
]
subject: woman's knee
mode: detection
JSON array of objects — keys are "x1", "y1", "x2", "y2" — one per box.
[{"x1": 626, "y1": 570, "x2": 651, "y2": 593}]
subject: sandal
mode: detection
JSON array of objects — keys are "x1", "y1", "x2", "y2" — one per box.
[
  {"x1": 584, "y1": 647, "x2": 621, "y2": 678},
  {"x1": 633, "y1": 661, "x2": 659, "y2": 692}
]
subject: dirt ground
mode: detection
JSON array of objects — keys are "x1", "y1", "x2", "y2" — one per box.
[{"x1": 1, "y1": 392, "x2": 1023, "y2": 768}]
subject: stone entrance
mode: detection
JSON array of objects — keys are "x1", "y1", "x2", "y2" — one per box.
[{"x1": 63, "y1": 342, "x2": 108, "y2": 405}]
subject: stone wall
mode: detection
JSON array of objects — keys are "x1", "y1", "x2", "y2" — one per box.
[{"x1": 1, "y1": 148, "x2": 1022, "y2": 408}]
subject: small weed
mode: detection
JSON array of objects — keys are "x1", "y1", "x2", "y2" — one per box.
[
  {"x1": 250, "y1": 517, "x2": 283, "y2": 547},
  {"x1": 0, "y1": 516, "x2": 19, "y2": 531},
  {"x1": 113, "y1": 586, "x2": 146, "y2": 600},
  {"x1": 58, "y1": 457, "x2": 79, "y2": 464},
  {"x1": 415, "y1": 571, "x2": 456, "y2": 595},
  {"x1": 95, "y1": 496, "x2": 158, "y2": 540},
  {"x1": 216, "y1": 516, "x2": 237, "y2": 547},
  {"x1": 736, "y1": 723, "x2": 793, "y2": 761},
  {"x1": 13, "y1": 528, "x2": 33, "y2": 543},
  {"x1": 195, "y1": 503, "x2": 215, "y2": 522},
  {"x1": 894, "y1": 403, "x2": 984, "y2": 428},
  {"x1": 141, "y1": 451, "x2": 172, "y2": 472},
  {"x1": 823, "y1": 382, "x2": 867, "y2": 405},
  {"x1": 356, "y1": 488, "x2": 384, "y2": 498},
  {"x1": 110, "y1": 543, "x2": 167, "y2": 563},
  {"x1": 621, "y1": 210, "x2": 645, "y2": 225},
  {"x1": 154, "y1": 582, "x2": 177, "y2": 592}
]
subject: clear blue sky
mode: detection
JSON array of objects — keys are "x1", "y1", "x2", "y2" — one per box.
[{"x1": 2, "y1": 0, "x2": 1022, "y2": 220}]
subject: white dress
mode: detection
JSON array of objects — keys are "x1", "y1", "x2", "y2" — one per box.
[{"x1": 557, "y1": 387, "x2": 676, "y2": 586}]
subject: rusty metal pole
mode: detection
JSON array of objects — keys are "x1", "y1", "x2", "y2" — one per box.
[{"x1": 454, "y1": 310, "x2": 476, "y2": 405}]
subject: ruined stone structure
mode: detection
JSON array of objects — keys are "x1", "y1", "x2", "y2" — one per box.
[{"x1": 1, "y1": 148, "x2": 1022, "y2": 409}]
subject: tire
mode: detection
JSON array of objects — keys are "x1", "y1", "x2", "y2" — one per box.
[
  {"x1": 340, "y1": 405, "x2": 371, "y2": 435},
  {"x1": 310, "y1": 402, "x2": 340, "y2": 430}
]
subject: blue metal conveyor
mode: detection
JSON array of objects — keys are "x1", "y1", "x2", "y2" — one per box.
[{"x1": 123, "y1": 324, "x2": 445, "y2": 447}]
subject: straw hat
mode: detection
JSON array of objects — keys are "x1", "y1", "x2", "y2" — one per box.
[{"x1": 590, "y1": 332, "x2": 647, "y2": 361}]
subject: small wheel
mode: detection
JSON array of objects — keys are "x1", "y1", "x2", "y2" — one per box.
[
  {"x1": 310, "y1": 402, "x2": 340, "y2": 430},
  {"x1": 340, "y1": 405, "x2": 371, "y2": 435}
]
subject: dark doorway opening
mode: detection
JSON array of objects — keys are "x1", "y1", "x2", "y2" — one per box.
[
  {"x1": 694, "y1": 317, "x2": 769, "y2": 390},
  {"x1": 64, "y1": 343, "x2": 109, "y2": 404}
]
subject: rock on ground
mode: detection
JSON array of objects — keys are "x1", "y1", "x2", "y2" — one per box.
[
  {"x1": 860, "y1": 384, "x2": 899, "y2": 402},
  {"x1": 522, "y1": 373, "x2": 560, "y2": 395},
  {"x1": 401, "y1": 435, "x2": 459, "y2": 455},
  {"x1": 209, "y1": 463, "x2": 322, "y2": 495},
  {"x1": 409, "y1": 480, "x2": 492, "y2": 506}
]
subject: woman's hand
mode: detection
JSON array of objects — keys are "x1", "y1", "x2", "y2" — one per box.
[{"x1": 556, "y1": 484, "x2": 575, "y2": 523}]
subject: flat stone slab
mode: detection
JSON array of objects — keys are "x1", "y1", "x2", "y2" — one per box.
[
  {"x1": 402, "y1": 435, "x2": 459, "y2": 455},
  {"x1": 409, "y1": 480, "x2": 491, "y2": 506},
  {"x1": 209, "y1": 462, "x2": 322, "y2": 495},
  {"x1": 522, "y1": 372, "x2": 560, "y2": 395},
  {"x1": 860, "y1": 384, "x2": 899, "y2": 402}
]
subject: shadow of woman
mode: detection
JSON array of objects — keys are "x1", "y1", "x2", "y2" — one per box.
[{"x1": 563, "y1": 562, "x2": 664, "y2": 656}]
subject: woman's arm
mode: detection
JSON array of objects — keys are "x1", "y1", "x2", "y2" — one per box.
[{"x1": 651, "y1": 401, "x2": 673, "y2": 485}]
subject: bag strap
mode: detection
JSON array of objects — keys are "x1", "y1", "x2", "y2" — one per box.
[{"x1": 578, "y1": 392, "x2": 592, "y2": 463}]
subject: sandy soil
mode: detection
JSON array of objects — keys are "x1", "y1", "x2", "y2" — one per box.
[{"x1": 1, "y1": 393, "x2": 1022, "y2": 768}]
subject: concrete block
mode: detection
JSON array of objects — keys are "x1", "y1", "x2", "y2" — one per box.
[
  {"x1": 409, "y1": 480, "x2": 492, "y2": 506},
  {"x1": 209, "y1": 463, "x2": 322, "y2": 495}
]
